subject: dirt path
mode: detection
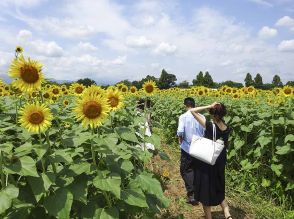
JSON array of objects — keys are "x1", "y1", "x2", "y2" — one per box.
[{"x1": 150, "y1": 145, "x2": 253, "y2": 219}]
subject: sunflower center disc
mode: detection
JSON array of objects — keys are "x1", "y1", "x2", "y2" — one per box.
[
  {"x1": 43, "y1": 93, "x2": 50, "y2": 98},
  {"x1": 75, "y1": 87, "x2": 83, "y2": 94},
  {"x1": 122, "y1": 88, "x2": 127, "y2": 92},
  {"x1": 109, "y1": 97, "x2": 119, "y2": 107},
  {"x1": 284, "y1": 88, "x2": 291, "y2": 95},
  {"x1": 29, "y1": 111, "x2": 44, "y2": 124},
  {"x1": 131, "y1": 88, "x2": 136, "y2": 93},
  {"x1": 145, "y1": 85, "x2": 154, "y2": 93},
  {"x1": 53, "y1": 88, "x2": 59, "y2": 94},
  {"x1": 83, "y1": 101, "x2": 102, "y2": 119},
  {"x1": 20, "y1": 64, "x2": 40, "y2": 84}
]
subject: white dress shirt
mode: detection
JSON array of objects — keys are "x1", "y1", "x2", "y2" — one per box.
[{"x1": 177, "y1": 111, "x2": 205, "y2": 153}]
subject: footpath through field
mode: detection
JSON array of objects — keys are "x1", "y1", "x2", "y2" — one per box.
[{"x1": 150, "y1": 144, "x2": 254, "y2": 219}]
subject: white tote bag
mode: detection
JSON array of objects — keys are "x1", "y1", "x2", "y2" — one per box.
[{"x1": 189, "y1": 123, "x2": 224, "y2": 165}]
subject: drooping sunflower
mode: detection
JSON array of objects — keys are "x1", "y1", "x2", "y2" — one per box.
[
  {"x1": 73, "y1": 94, "x2": 110, "y2": 128},
  {"x1": 106, "y1": 88, "x2": 124, "y2": 111},
  {"x1": 9, "y1": 55, "x2": 44, "y2": 93},
  {"x1": 70, "y1": 83, "x2": 85, "y2": 96},
  {"x1": 19, "y1": 103, "x2": 53, "y2": 133},
  {"x1": 142, "y1": 80, "x2": 157, "y2": 95}
]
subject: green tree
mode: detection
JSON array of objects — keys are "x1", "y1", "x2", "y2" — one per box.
[
  {"x1": 254, "y1": 73, "x2": 263, "y2": 88},
  {"x1": 132, "y1": 75, "x2": 158, "y2": 89},
  {"x1": 192, "y1": 71, "x2": 204, "y2": 86},
  {"x1": 218, "y1": 80, "x2": 243, "y2": 88},
  {"x1": 158, "y1": 69, "x2": 177, "y2": 89},
  {"x1": 76, "y1": 78, "x2": 96, "y2": 87},
  {"x1": 286, "y1": 81, "x2": 294, "y2": 86},
  {"x1": 116, "y1": 80, "x2": 132, "y2": 87},
  {"x1": 203, "y1": 71, "x2": 214, "y2": 87},
  {"x1": 178, "y1": 80, "x2": 190, "y2": 88},
  {"x1": 244, "y1": 73, "x2": 254, "y2": 87},
  {"x1": 272, "y1": 75, "x2": 283, "y2": 87}
]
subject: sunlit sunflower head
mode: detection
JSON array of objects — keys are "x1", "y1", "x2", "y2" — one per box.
[
  {"x1": 43, "y1": 91, "x2": 51, "y2": 100},
  {"x1": 197, "y1": 89, "x2": 204, "y2": 96},
  {"x1": 116, "y1": 83, "x2": 124, "y2": 90},
  {"x1": 282, "y1": 86, "x2": 293, "y2": 97},
  {"x1": 70, "y1": 83, "x2": 85, "y2": 96},
  {"x1": 142, "y1": 80, "x2": 157, "y2": 95},
  {"x1": 45, "y1": 84, "x2": 51, "y2": 89},
  {"x1": 120, "y1": 85, "x2": 128, "y2": 93},
  {"x1": 15, "y1": 46, "x2": 23, "y2": 54},
  {"x1": 51, "y1": 86, "x2": 61, "y2": 96},
  {"x1": 106, "y1": 88, "x2": 124, "y2": 111},
  {"x1": 63, "y1": 99, "x2": 70, "y2": 106},
  {"x1": 247, "y1": 86, "x2": 255, "y2": 94},
  {"x1": 73, "y1": 94, "x2": 111, "y2": 128},
  {"x1": 19, "y1": 103, "x2": 53, "y2": 133},
  {"x1": 83, "y1": 85, "x2": 104, "y2": 97},
  {"x1": 9, "y1": 55, "x2": 44, "y2": 93},
  {"x1": 130, "y1": 86, "x2": 137, "y2": 94}
]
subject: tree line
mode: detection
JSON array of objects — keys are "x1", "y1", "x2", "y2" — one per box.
[{"x1": 60, "y1": 69, "x2": 294, "y2": 89}]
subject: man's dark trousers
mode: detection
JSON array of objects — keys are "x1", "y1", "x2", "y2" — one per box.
[{"x1": 180, "y1": 149, "x2": 196, "y2": 196}]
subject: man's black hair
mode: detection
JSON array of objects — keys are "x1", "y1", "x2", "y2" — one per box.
[{"x1": 184, "y1": 97, "x2": 195, "y2": 108}]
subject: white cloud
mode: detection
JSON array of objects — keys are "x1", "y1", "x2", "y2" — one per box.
[
  {"x1": 278, "y1": 40, "x2": 294, "y2": 52},
  {"x1": 126, "y1": 36, "x2": 153, "y2": 48},
  {"x1": 78, "y1": 42, "x2": 98, "y2": 51},
  {"x1": 258, "y1": 26, "x2": 278, "y2": 39},
  {"x1": 142, "y1": 15, "x2": 155, "y2": 26},
  {"x1": 17, "y1": 29, "x2": 32, "y2": 41},
  {"x1": 249, "y1": 0, "x2": 273, "y2": 7},
  {"x1": 276, "y1": 16, "x2": 294, "y2": 31},
  {"x1": 0, "y1": 0, "x2": 46, "y2": 8},
  {"x1": 111, "y1": 56, "x2": 127, "y2": 65},
  {"x1": 30, "y1": 40, "x2": 63, "y2": 57},
  {"x1": 154, "y1": 42, "x2": 177, "y2": 55}
]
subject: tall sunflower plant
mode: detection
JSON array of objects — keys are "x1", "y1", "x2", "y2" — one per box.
[{"x1": 0, "y1": 47, "x2": 170, "y2": 218}]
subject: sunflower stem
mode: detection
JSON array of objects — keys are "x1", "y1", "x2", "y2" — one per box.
[
  {"x1": 91, "y1": 128, "x2": 97, "y2": 166},
  {"x1": 0, "y1": 151, "x2": 5, "y2": 189},
  {"x1": 39, "y1": 133, "x2": 46, "y2": 172},
  {"x1": 15, "y1": 95, "x2": 18, "y2": 124},
  {"x1": 45, "y1": 130, "x2": 57, "y2": 174}
]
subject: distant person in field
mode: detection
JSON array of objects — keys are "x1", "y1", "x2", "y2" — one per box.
[
  {"x1": 190, "y1": 102, "x2": 232, "y2": 219},
  {"x1": 177, "y1": 97, "x2": 205, "y2": 205}
]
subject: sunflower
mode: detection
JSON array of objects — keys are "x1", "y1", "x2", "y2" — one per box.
[
  {"x1": 42, "y1": 92, "x2": 51, "y2": 101},
  {"x1": 63, "y1": 99, "x2": 70, "y2": 106},
  {"x1": 73, "y1": 94, "x2": 110, "y2": 128},
  {"x1": 106, "y1": 88, "x2": 124, "y2": 111},
  {"x1": 83, "y1": 85, "x2": 104, "y2": 97},
  {"x1": 120, "y1": 85, "x2": 128, "y2": 93},
  {"x1": 9, "y1": 55, "x2": 44, "y2": 93},
  {"x1": 70, "y1": 83, "x2": 85, "y2": 96},
  {"x1": 19, "y1": 103, "x2": 53, "y2": 133},
  {"x1": 282, "y1": 86, "x2": 292, "y2": 97},
  {"x1": 51, "y1": 86, "x2": 61, "y2": 97},
  {"x1": 130, "y1": 86, "x2": 137, "y2": 94},
  {"x1": 142, "y1": 80, "x2": 157, "y2": 95},
  {"x1": 15, "y1": 46, "x2": 23, "y2": 54}
]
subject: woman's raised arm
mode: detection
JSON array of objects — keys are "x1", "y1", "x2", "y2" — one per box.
[{"x1": 189, "y1": 102, "x2": 218, "y2": 128}]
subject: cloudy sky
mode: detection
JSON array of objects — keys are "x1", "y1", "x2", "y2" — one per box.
[{"x1": 0, "y1": 0, "x2": 294, "y2": 84}]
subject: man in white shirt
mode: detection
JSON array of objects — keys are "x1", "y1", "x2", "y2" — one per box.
[{"x1": 177, "y1": 97, "x2": 205, "y2": 205}]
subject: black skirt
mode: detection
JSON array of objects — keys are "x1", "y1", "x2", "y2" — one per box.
[{"x1": 193, "y1": 120, "x2": 230, "y2": 206}]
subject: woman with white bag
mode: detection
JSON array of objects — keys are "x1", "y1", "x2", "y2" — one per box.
[{"x1": 190, "y1": 102, "x2": 232, "y2": 219}]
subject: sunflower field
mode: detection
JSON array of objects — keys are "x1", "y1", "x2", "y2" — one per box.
[{"x1": 0, "y1": 47, "x2": 293, "y2": 218}]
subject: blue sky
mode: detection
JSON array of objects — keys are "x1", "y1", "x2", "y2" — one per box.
[{"x1": 0, "y1": 0, "x2": 294, "y2": 85}]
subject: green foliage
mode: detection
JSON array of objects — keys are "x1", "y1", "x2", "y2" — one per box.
[
  {"x1": 244, "y1": 73, "x2": 254, "y2": 87},
  {"x1": 0, "y1": 96, "x2": 169, "y2": 218},
  {"x1": 218, "y1": 80, "x2": 243, "y2": 88},
  {"x1": 192, "y1": 71, "x2": 204, "y2": 86},
  {"x1": 272, "y1": 75, "x2": 283, "y2": 87},
  {"x1": 177, "y1": 80, "x2": 190, "y2": 88},
  {"x1": 203, "y1": 71, "x2": 214, "y2": 88},
  {"x1": 76, "y1": 78, "x2": 97, "y2": 87},
  {"x1": 158, "y1": 69, "x2": 177, "y2": 89},
  {"x1": 254, "y1": 73, "x2": 263, "y2": 88}
]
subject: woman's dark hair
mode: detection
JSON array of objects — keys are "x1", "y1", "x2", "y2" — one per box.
[
  {"x1": 209, "y1": 103, "x2": 227, "y2": 119},
  {"x1": 184, "y1": 97, "x2": 195, "y2": 108}
]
